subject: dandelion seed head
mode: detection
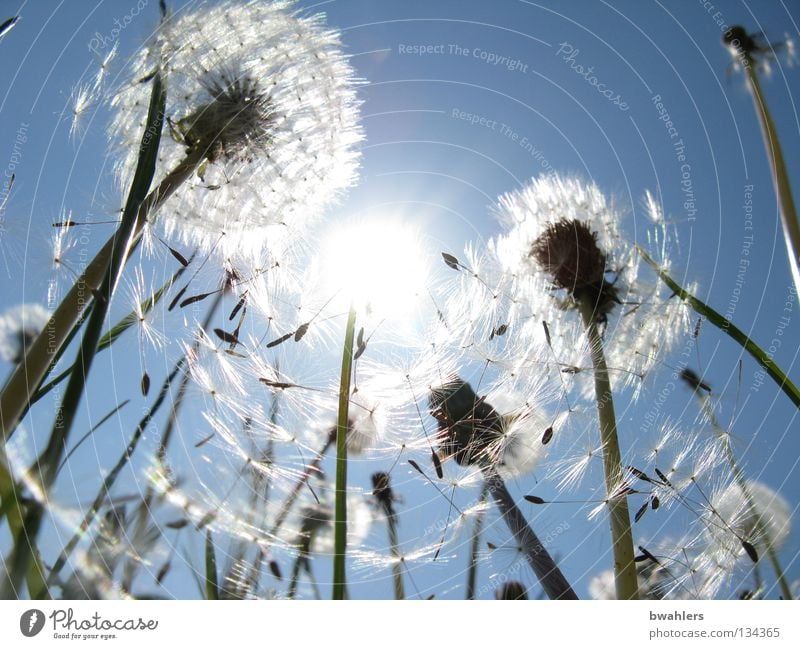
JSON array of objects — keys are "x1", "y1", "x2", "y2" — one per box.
[
  {"x1": 0, "y1": 303, "x2": 51, "y2": 364},
  {"x1": 109, "y1": 0, "x2": 363, "y2": 257},
  {"x1": 708, "y1": 480, "x2": 791, "y2": 556},
  {"x1": 485, "y1": 177, "x2": 687, "y2": 392},
  {"x1": 484, "y1": 388, "x2": 549, "y2": 478},
  {"x1": 588, "y1": 569, "x2": 616, "y2": 599},
  {"x1": 495, "y1": 581, "x2": 527, "y2": 599},
  {"x1": 531, "y1": 218, "x2": 619, "y2": 318}
]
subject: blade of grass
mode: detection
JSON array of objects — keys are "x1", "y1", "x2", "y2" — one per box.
[
  {"x1": 56, "y1": 400, "x2": 130, "y2": 476},
  {"x1": 332, "y1": 305, "x2": 356, "y2": 600},
  {"x1": 0, "y1": 478, "x2": 50, "y2": 598},
  {"x1": 638, "y1": 246, "x2": 800, "y2": 409},
  {"x1": 0, "y1": 123, "x2": 205, "y2": 443}
]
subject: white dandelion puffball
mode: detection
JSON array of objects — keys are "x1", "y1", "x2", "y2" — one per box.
[
  {"x1": 710, "y1": 480, "x2": 792, "y2": 554},
  {"x1": 486, "y1": 174, "x2": 687, "y2": 388},
  {"x1": 588, "y1": 569, "x2": 616, "y2": 600},
  {"x1": 0, "y1": 303, "x2": 51, "y2": 364},
  {"x1": 109, "y1": 0, "x2": 362, "y2": 256}
]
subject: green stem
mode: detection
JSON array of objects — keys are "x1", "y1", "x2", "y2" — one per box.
[
  {"x1": 638, "y1": 247, "x2": 800, "y2": 409},
  {"x1": 699, "y1": 396, "x2": 793, "y2": 599},
  {"x1": 743, "y1": 54, "x2": 800, "y2": 293},
  {"x1": 44, "y1": 357, "x2": 187, "y2": 591},
  {"x1": 332, "y1": 306, "x2": 356, "y2": 600},
  {"x1": 270, "y1": 435, "x2": 333, "y2": 542},
  {"x1": 578, "y1": 301, "x2": 639, "y2": 600},
  {"x1": 466, "y1": 483, "x2": 488, "y2": 600},
  {"x1": 386, "y1": 507, "x2": 404, "y2": 600},
  {"x1": 205, "y1": 530, "x2": 218, "y2": 600}
]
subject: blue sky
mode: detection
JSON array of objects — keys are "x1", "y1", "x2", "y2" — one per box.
[{"x1": 1, "y1": 1, "x2": 799, "y2": 599}]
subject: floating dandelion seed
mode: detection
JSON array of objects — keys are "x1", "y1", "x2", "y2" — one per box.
[
  {"x1": 68, "y1": 82, "x2": 99, "y2": 142},
  {"x1": 109, "y1": 0, "x2": 363, "y2": 256},
  {"x1": 0, "y1": 303, "x2": 51, "y2": 364}
]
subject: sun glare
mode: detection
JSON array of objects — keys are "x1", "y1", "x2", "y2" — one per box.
[{"x1": 321, "y1": 219, "x2": 428, "y2": 318}]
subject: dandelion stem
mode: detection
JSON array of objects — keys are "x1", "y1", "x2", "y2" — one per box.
[
  {"x1": 205, "y1": 530, "x2": 219, "y2": 600},
  {"x1": 269, "y1": 435, "x2": 334, "y2": 540},
  {"x1": 698, "y1": 395, "x2": 793, "y2": 599},
  {"x1": 578, "y1": 300, "x2": 639, "y2": 600},
  {"x1": 333, "y1": 305, "x2": 356, "y2": 600},
  {"x1": 466, "y1": 483, "x2": 488, "y2": 600},
  {"x1": 484, "y1": 469, "x2": 577, "y2": 600},
  {"x1": 742, "y1": 54, "x2": 800, "y2": 293},
  {"x1": 638, "y1": 247, "x2": 800, "y2": 409},
  {"x1": 386, "y1": 507, "x2": 404, "y2": 600}
]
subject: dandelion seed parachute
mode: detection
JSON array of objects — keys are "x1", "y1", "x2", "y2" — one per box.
[{"x1": 109, "y1": 0, "x2": 362, "y2": 257}]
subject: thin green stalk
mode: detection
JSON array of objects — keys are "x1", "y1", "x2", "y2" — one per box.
[
  {"x1": 386, "y1": 507, "x2": 404, "y2": 600},
  {"x1": 44, "y1": 358, "x2": 187, "y2": 590},
  {"x1": 156, "y1": 289, "x2": 224, "y2": 461},
  {"x1": 484, "y1": 469, "x2": 578, "y2": 600},
  {"x1": 466, "y1": 484, "x2": 488, "y2": 600},
  {"x1": 269, "y1": 435, "x2": 333, "y2": 541},
  {"x1": 0, "y1": 73, "x2": 166, "y2": 599},
  {"x1": 55, "y1": 400, "x2": 130, "y2": 476},
  {"x1": 579, "y1": 300, "x2": 639, "y2": 600},
  {"x1": 638, "y1": 247, "x2": 800, "y2": 409},
  {"x1": 467, "y1": 483, "x2": 487, "y2": 599},
  {"x1": 205, "y1": 530, "x2": 219, "y2": 600},
  {"x1": 742, "y1": 54, "x2": 800, "y2": 292},
  {"x1": 698, "y1": 395, "x2": 793, "y2": 599},
  {"x1": 332, "y1": 305, "x2": 356, "y2": 600}
]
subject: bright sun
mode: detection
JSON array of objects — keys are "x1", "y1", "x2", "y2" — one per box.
[{"x1": 321, "y1": 219, "x2": 428, "y2": 317}]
